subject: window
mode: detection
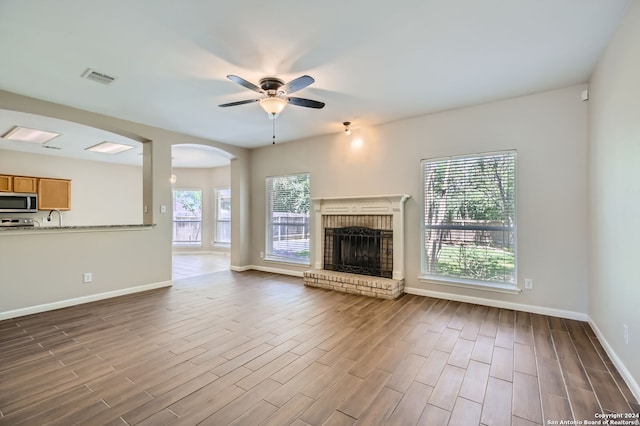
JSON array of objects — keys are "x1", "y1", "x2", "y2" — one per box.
[
  {"x1": 266, "y1": 173, "x2": 310, "y2": 264},
  {"x1": 172, "y1": 189, "x2": 202, "y2": 245},
  {"x1": 214, "y1": 187, "x2": 231, "y2": 246},
  {"x1": 422, "y1": 151, "x2": 516, "y2": 286}
]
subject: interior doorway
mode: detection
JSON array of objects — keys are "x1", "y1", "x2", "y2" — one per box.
[{"x1": 170, "y1": 144, "x2": 232, "y2": 279}]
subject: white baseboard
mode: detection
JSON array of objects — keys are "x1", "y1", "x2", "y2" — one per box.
[
  {"x1": 403, "y1": 286, "x2": 588, "y2": 321},
  {"x1": 0, "y1": 281, "x2": 173, "y2": 321},
  {"x1": 404, "y1": 286, "x2": 639, "y2": 403},
  {"x1": 230, "y1": 265, "x2": 252, "y2": 272},
  {"x1": 588, "y1": 317, "x2": 640, "y2": 403},
  {"x1": 172, "y1": 250, "x2": 230, "y2": 256},
  {"x1": 233, "y1": 265, "x2": 304, "y2": 277}
]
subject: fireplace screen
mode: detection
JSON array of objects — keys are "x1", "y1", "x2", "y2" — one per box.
[{"x1": 324, "y1": 226, "x2": 393, "y2": 278}]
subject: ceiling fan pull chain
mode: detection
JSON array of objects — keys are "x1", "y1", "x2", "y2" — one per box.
[{"x1": 272, "y1": 116, "x2": 276, "y2": 144}]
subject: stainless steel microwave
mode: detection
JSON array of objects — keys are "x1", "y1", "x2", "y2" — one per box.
[{"x1": 0, "y1": 192, "x2": 38, "y2": 213}]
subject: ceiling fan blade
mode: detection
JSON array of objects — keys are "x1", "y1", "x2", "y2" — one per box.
[
  {"x1": 227, "y1": 75, "x2": 263, "y2": 93},
  {"x1": 281, "y1": 75, "x2": 315, "y2": 94},
  {"x1": 218, "y1": 99, "x2": 259, "y2": 107},
  {"x1": 287, "y1": 97, "x2": 325, "y2": 109}
]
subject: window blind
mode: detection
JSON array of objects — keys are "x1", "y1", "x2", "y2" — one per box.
[
  {"x1": 214, "y1": 188, "x2": 231, "y2": 245},
  {"x1": 266, "y1": 173, "x2": 310, "y2": 263},
  {"x1": 422, "y1": 151, "x2": 516, "y2": 284},
  {"x1": 172, "y1": 189, "x2": 203, "y2": 246}
]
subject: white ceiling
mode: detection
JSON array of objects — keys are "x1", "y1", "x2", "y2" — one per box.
[{"x1": 0, "y1": 0, "x2": 630, "y2": 165}]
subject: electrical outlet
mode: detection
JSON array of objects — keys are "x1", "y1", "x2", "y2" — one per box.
[
  {"x1": 260, "y1": 251, "x2": 264, "y2": 259},
  {"x1": 83, "y1": 272, "x2": 93, "y2": 283},
  {"x1": 524, "y1": 278, "x2": 534, "y2": 289},
  {"x1": 624, "y1": 324, "x2": 629, "y2": 344}
]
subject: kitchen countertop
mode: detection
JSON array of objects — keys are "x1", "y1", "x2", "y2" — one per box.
[{"x1": 0, "y1": 224, "x2": 156, "y2": 234}]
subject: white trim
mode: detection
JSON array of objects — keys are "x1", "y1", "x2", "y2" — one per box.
[
  {"x1": 418, "y1": 276, "x2": 522, "y2": 295},
  {"x1": 263, "y1": 256, "x2": 310, "y2": 267},
  {"x1": 588, "y1": 317, "x2": 640, "y2": 403},
  {"x1": 230, "y1": 265, "x2": 252, "y2": 272},
  {"x1": 0, "y1": 281, "x2": 173, "y2": 321},
  {"x1": 311, "y1": 194, "x2": 410, "y2": 280},
  {"x1": 248, "y1": 265, "x2": 304, "y2": 277},
  {"x1": 172, "y1": 250, "x2": 218, "y2": 255},
  {"x1": 404, "y1": 286, "x2": 588, "y2": 321},
  {"x1": 230, "y1": 264, "x2": 303, "y2": 277}
]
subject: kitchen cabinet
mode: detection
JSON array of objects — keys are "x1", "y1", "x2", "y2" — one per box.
[
  {"x1": 13, "y1": 176, "x2": 38, "y2": 193},
  {"x1": 0, "y1": 175, "x2": 12, "y2": 192},
  {"x1": 38, "y1": 178, "x2": 71, "y2": 210}
]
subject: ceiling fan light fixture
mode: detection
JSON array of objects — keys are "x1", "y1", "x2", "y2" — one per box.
[
  {"x1": 259, "y1": 97, "x2": 287, "y2": 118},
  {"x1": 343, "y1": 121, "x2": 352, "y2": 136}
]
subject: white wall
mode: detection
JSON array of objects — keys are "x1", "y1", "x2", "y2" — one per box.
[
  {"x1": 588, "y1": 1, "x2": 640, "y2": 396},
  {"x1": 250, "y1": 85, "x2": 589, "y2": 315},
  {"x1": 171, "y1": 165, "x2": 230, "y2": 252},
  {"x1": 0, "y1": 149, "x2": 142, "y2": 226}
]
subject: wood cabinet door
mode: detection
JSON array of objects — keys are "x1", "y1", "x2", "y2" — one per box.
[
  {"x1": 0, "y1": 175, "x2": 12, "y2": 192},
  {"x1": 13, "y1": 176, "x2": 38, "y2": 193},
  {"x1": 38, "y1": 178, "x2": 71, "y2": 210}
]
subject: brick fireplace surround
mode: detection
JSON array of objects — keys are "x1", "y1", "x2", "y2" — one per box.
[{"x1": 304, "y1": 194, "x2": 410, "y2": 299}]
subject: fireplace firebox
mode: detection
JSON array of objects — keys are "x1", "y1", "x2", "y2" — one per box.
[{"x1": 324, "y1": 226, "x2": 393, "y2": 278}]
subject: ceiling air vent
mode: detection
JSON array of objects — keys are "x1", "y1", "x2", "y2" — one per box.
[{"x1": 81, "y1": 68, "x2": 117, "y2": 85}]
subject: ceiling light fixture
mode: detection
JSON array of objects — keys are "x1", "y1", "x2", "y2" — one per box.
[
  {"x1": 2, "y1": 126, "x2": 60, "y2": 144},
  {"x1": 343, "y1": 121, "x2": 352, "y2": 136},
  {"x1": 86, "y1": 141, "x2": 134, "y2": 154},
  {"x1": 259, "y1": 97, "x2": 287, "y2": 119}
]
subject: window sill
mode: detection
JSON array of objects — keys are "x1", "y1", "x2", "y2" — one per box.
[
  {"x1": 418, "y1": 276, "x2": 522, "y2": 295},
  {"x1": 263, "y1": 256, "x2": 310, "y2": 267}
]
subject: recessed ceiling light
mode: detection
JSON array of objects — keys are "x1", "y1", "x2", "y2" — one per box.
[
  {"x1": 86, "y1": 141, "x2": 134, "y2": 154},
  {"x1": 2, "y1": 126, "x2": 60, "y2": 144}
]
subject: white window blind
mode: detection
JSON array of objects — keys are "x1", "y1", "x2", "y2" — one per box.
[
  {"x1": 214, "y1": 188, "x2": 231, "y2": 245},
  {"x1": 266, "y1": 173, "x2": 310, "y2": 264},
  {"x1": 422, "y1": 151, "x2": 516, "y2": 285},
  {"x1": 172, "y1": 189, "x2": 203, "y2": 246}
]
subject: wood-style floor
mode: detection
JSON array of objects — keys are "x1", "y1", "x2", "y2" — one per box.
[
  {"x1": 172, "y1": 252, "x2": 230, "y2": 280},
  {"x1": 1, "y1": 269, "x2": 638, "y2": 425}
]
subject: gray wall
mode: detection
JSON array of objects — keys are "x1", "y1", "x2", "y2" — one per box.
[
  {"x1": 588, "y1": 1, "x2": 640, "y2": 396},
  {"x1": 250, "y1": 85, "x2": 590, "y2": 316},
  {"x1": 171, "y1": 165, "x2": 231, "y2": 253}
]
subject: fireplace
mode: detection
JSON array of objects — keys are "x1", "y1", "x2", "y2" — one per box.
[
  {"x1": 324, "y1": 226, "x2": 393, "y2": 278},
  {"x1": 304, "y1": 194, "x2": 410, "y2": 299}
]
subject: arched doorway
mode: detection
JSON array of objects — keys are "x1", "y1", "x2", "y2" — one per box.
[{"x1": 170, "y1": 143, "x2": 233, "y2": 280}]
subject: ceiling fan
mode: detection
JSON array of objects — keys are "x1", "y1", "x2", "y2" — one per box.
[{"x1": 219, "y1": 75, "x2": 325, "y2": 119}]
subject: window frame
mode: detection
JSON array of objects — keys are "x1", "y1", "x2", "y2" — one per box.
[
  {"x1": 172, "y1": 188, "x2": 203, "y2": 247},
  {"x1": 419, "y1": 151, "x2": 520, "y2": 294},
  {"x1": 265, "y1": 172, "x2": 311, "y2": 265},
  {"x1": 213, "y1": 187, "x2": 231, "y2": 247}
]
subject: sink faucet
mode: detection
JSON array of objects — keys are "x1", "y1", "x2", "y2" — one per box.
[{"x1": 47, "y1": 209, "x2": 62, "y2": 227}]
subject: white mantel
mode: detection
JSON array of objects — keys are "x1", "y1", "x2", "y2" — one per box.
[{"x1": 311, "y1": 194, "x2": 410, "y2": 280}]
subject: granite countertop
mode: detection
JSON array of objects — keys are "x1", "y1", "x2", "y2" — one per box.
[{"x1": 0, "y1": 224, "x2": 156, "y2": 233}]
